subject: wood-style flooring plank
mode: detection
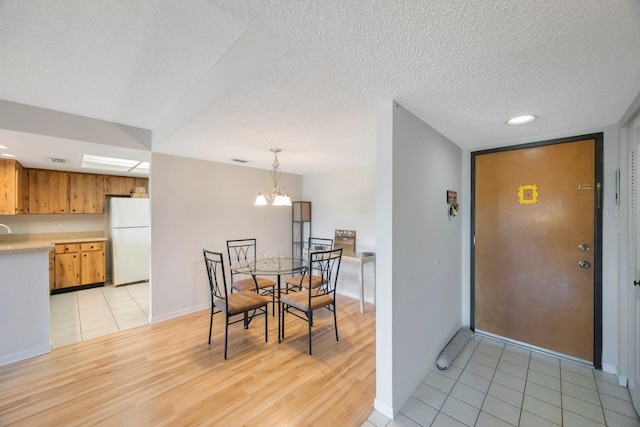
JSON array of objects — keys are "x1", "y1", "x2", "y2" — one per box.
[{"x1": 0, "y1": 295, "x2": 375, "y2": 426}]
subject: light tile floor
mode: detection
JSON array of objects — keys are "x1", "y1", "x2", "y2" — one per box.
[
  {"x1": 363, "y1": 335, "x2": 640, "y2": 427},
  {"x1": 50, "y1": 282, "x2": 149, "y2": 348}
]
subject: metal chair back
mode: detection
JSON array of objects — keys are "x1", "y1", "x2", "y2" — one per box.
[
  {"x1": 202, "y1": 249, "x2": 229, "y2": 302},
  {"x1": 307, "y1": 248, "x2": 342, "y2": 297},
  {"x1": 226, "y1": 238, "x2": 258, "y2": 282},
  {"x1": 308, "y1": 237, "x2": 333, "y2": 252}
]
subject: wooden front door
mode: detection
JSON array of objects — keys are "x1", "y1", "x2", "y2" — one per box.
[{"x1": 473, "y1": 136, "x2": 602, "y2": 363}]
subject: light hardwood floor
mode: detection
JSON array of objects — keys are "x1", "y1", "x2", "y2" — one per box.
[{"x1": 0, "y1": 295, "x2": 376, "y2": 426}]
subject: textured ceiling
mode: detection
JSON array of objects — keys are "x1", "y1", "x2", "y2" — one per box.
[{"x1": 1, "y1": 0, "x2": 639, "y2": 174}]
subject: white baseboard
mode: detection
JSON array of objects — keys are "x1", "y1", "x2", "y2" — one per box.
[
  {"x1": 0, "y1": 344, "x2": 51, "y2": 367},
  {"x1": 373, "y1": 398, "x2": 394, "y2": 419},
  {"x1": 602, "y1": 363, "x2": 618, "y2": 376},
  {"x1": 599, "y1": 363, "x2": 627, "y2": 387},
  {"x1": 150, "y1": 303, "x2": 208, "y2": 324}
]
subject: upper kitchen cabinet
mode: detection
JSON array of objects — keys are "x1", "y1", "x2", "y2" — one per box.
[
  {"x1": 69, "y1": 172, "x2": 105, "y2": 213},
  {"x1": 0, "y1": 159, "x2": 29, "y2": 215},
  {"x1": 16, "y1": 162, "x2": 29, "y2": 213},
  {"x1": 28, "y1": 169, "x2": 69, "y2": 214},
  {"x1": 106, "y1": 176, "x2": 148, "y2": 196}
]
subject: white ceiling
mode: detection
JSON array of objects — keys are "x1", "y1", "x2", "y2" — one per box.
[{"x1": 1, "y1": 0, "x2": 639, "y2": 175}]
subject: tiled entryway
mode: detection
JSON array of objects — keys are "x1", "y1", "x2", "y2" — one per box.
[
  {"x1": 50, "y1": 282, "x2": 149, "y2": 348},
  {"x1": 363, "y1": 335, "x2": 640, "y2": 427}
]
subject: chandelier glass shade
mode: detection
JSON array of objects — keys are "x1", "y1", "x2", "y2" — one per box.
[{"x1": 254, "y1": 148, "x2": 291, "y2": 206}]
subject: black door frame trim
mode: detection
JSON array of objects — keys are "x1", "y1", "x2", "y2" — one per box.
[{"x1": 470, "y1": 133, "x2": 603, "y2": 369}]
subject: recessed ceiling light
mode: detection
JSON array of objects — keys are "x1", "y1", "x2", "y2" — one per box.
[
  {"x1": 0, "y1": 145, "x2": 7, "y2": 149},
  {"x1": 507, "y1": 115, "x2": 536, "y2": 125},
  {"x1": 1, "y1": 153, "x2": 17, "y2": 158}
]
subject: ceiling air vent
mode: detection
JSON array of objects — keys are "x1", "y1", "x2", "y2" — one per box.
[
  {"x1": 231, "y1": 158, "x2": 248, "y2": 163},
  {"x1": 49, "y1": 157, "x2": 68, "y2": 164}
]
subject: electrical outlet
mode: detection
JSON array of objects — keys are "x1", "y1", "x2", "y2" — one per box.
[{"x1": 53, "y1": 222, "x2": 60, "y2": 228}]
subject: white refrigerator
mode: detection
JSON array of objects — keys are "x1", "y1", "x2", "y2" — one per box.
[{"x1": 110, "y1": 197, "x2": 150, "y2": 286}]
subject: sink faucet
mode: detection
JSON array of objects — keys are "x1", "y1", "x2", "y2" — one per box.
[{"x1": 0, "y1": 224, "x2": 12, "y2": 234}]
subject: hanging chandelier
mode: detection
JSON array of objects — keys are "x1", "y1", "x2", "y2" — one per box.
[{"x1": 254, "y1": 148, "x2": 292, "y2": 206}]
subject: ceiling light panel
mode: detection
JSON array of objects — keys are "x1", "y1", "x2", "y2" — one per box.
[
  {"x1": 82, "y1": 154, "x2": 141, "y2": 172},
  {"x1": 130, "y1": 161, "x2": 150, "y2": 174}
]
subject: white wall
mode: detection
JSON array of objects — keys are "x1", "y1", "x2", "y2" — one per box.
[
  {"x1": 461, "y1": 125, "x2": 622, "y2": 374},
  {"x1": 0, "y1": 249, "x2": 51, "y2": 366},
  {"x1": 303, "y1": 166, "x2": 376, "y2": 303},
  {"x1": 375, "y1": 100, "x2": 395, "y2": 417},
  {"x1": 375, "y1": 101, "x2": 463, "y2": 417},
  {"x1": 149, "y1": 153, "x2": 302, "y2": 323}
]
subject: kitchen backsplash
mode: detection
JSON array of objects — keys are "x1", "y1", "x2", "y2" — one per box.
[{"x1": 0, "y1": 212, "x2": 109, "y2": 235}]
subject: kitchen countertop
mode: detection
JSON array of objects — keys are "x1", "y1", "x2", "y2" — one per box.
[
  {"x1": 50, "y1": 237, "x2": 108, "y2": 244},
  {"x1": 0, "y1": 235, "x2": 107, "y2": 255},
  {"x1": 0, "y1": 241, "x2": 54, "y2": 255}
]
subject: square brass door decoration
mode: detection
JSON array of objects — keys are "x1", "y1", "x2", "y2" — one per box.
[{"x1": 518, "y1": 184, "x2": 538, "y2": 205}]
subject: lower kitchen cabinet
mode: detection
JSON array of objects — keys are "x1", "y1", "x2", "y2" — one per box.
[
  {"x1": 49, "y1": 250, "x2": 55, "y2": 292},
  {"x1": 52, "y1": 241, "x2": 105, "y2": 291},
  {"x1": 80, "y1": 242, "x2": 105, "y2": 284}
]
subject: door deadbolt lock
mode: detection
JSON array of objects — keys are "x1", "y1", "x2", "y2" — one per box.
[
  {"x1": 578, "y1": 260, "x2": 591, "y2": 268},
  {"x1": 578, "y1": 244, "x2": 591, "y2": 251}
]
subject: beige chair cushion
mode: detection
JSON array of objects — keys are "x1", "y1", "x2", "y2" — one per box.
[
  {"x1": 280, "y1": 291, "x2": 333, "y2": 312},
  {"x1": 215, "y1": 291, "x2": 270, "y2": 315},
  {"x1": 231, "y1": 277, "x2": 276, "y2": 292},
  {"x1": 284, "y1": 274, "x2": 326, "y2": 289}
]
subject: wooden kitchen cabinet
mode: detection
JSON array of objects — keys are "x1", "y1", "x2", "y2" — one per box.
[
  {"x1": 0, "y1": 159, "x2": 29, "y2": 214},
  {"x1": 53, "y1": 241, "x2": 105, "y2": 291},
  {"x1": 29, "y1": 169, "x2": 69, "y2": 214},
  {"x1": 80, "y1": 242, "x2": 105, "y2": 284},
  {"x1": 54, "y1": 246, "x2": 81, "y2": 289},
  {"x1": 106, "y1": 176, "x2": 134, "y2": 196},
  {"x1": 16, "y1": 162, "x2": 29, "y2": 213},
  {"x1": 106, "y1": 176, "x2": 148, "y2": 196},
  {"x1": 69, "y1": 173, "x2": 105, "y2": 213},
  {"x1": 49, "y1": 250, "x2": 55, "y2": 292}
]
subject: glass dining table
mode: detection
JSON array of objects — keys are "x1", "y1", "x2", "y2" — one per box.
[{"x1": 230, "y1": 256, "x2": 307, "y2": 343}]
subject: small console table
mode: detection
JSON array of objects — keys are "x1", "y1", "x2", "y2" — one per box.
[{"x1": 341, "y1": 251, "x2": 376, "y2": 313}]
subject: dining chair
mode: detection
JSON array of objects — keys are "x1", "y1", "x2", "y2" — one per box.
[
  {"x1": 203, "y1": 249, "x2": 270, "y2": 359},
  {"x1": 226, "y1": 238, "x2": 277, "y2": 314},
  {"x1": 285, "y1": 237, "x2": 333, "y2": 290},
  {"x1": 280, "y1": 247, "x2": 342, "y2": 355}
]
